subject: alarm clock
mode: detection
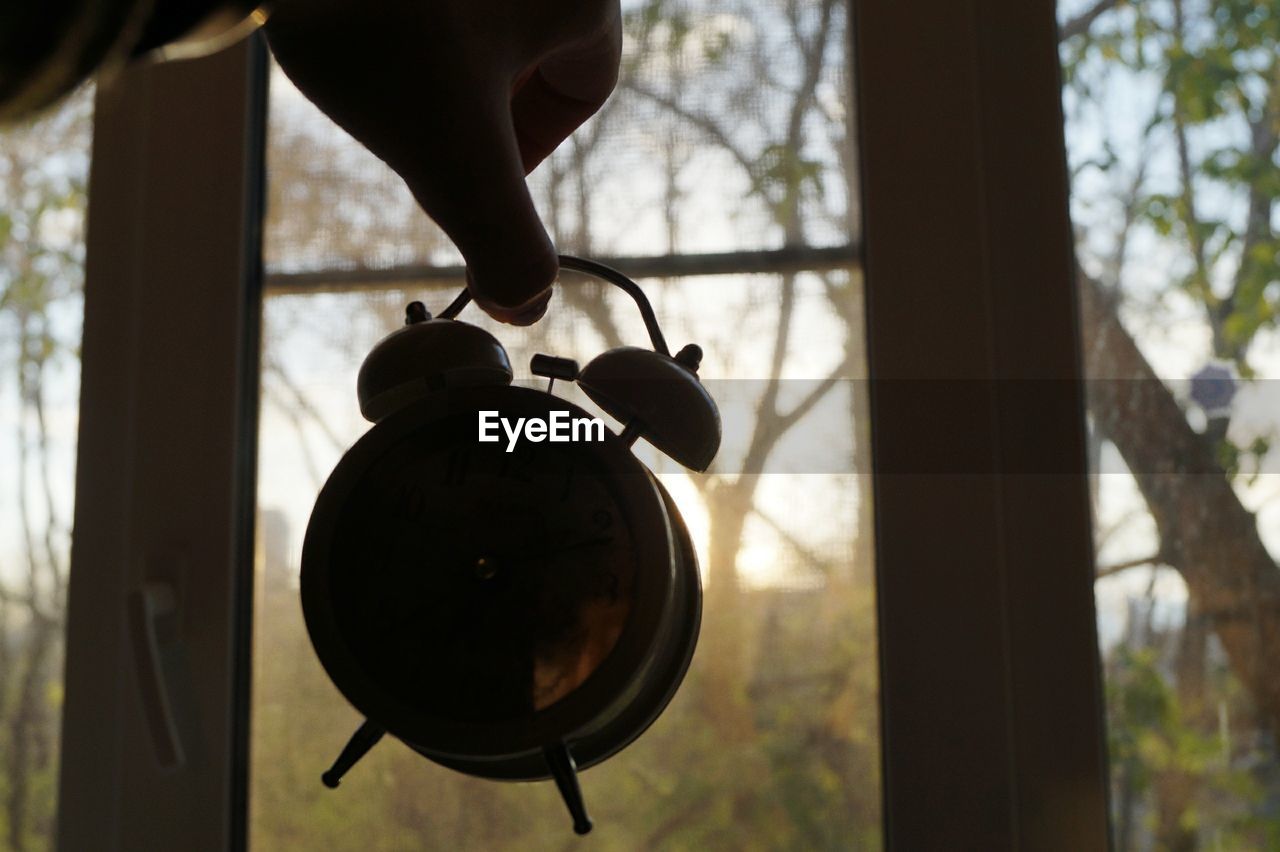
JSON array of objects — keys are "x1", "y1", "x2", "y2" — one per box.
[{"x1": 300, "y1": 255, "x2": 721, "y2": 835}]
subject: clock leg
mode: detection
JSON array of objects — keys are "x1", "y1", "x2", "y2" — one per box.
[
  {"x1": 544, "y1": 741, "x2": 593, "y2": 835},
  {"x1": 321, "y1": 719, "x2": 386, "y2": 788}
]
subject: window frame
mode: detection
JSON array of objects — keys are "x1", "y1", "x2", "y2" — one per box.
[
  {"x1": 856, "y1": 2, "x2": 1108, "y2": 847},
  {"x1": 57, "y1": 38, "x2": 266, "y2": 851},
  {"x1": 57, "y1": 3, "x2": 1110, "y2": 848}
]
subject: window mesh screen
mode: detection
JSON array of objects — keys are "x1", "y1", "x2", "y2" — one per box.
[{"x1": 252, "y1": 1, "x2": 878, "y2": 848}]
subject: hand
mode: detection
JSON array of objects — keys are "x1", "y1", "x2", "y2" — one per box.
[{"x1": 265, "y1": 0, "x2": 622, "y2": 324}]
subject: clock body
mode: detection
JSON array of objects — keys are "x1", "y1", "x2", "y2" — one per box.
[{"x1": 300, "y1": 384, "x2": 701, "y2": 781}]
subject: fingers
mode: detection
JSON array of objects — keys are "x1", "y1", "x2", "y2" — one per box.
[
  {"x1": 511, "y1": 13, "x2": 622, "y2": 172},
  {"x1": 453, "y1": 12, "x2": 620, "y2": 322},
  {"x1": 266, "y1": 0, "x2": 623, "y2": 326},
  {"x1": 399, "y1": 79, "x2": 560, "y2": 325}
]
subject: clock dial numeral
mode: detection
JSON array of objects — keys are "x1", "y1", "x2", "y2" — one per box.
[{"x1": 546, "y1": 535, "x2": 615, "y2": 557}]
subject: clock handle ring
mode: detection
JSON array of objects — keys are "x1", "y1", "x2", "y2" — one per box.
[{"x1": 437, "y1": 255, "x2": 671, "y2": 357}]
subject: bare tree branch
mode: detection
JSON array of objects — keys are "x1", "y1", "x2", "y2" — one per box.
[
  {"x1": 1059, "y1": 0, "x2": 1123, "y2": 42},
  {"x1": 31, "y1": 321, "x2": 66, "y2": 606},
  {"x1": 739, "y1": 354, "x2": 852, "y2": 476},
  {"x1": 1096, "y1": 552, "x2": 1165, "y2": 580},
  {"x1": 752, "y1": 506, "x2": 837, "y2": 576},
  {"x1": 1169, "y1": 0, "x2": 1221, "y2": 327},
  {"x1": 0, "y1": 583, "x2": 36, "y2": 608},
  {"x1": 262, "y1": 353, "x2": 347, "y2": 455},
  {"x1": 619, "y1": 81, "x2": 759, "y2": 181},
  {"x1": 645, "y1": 790, "x2": 717, "y2": 848}
]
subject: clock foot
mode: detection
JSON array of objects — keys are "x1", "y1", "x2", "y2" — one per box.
[
  {"x1": 321, "y1": 719, "x2": 385, "y2": 788},
  {"x1": 544, "y1": 741, "x2": 593, "y2": 835}
]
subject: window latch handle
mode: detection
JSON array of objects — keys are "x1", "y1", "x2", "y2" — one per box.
[{"x1": 128, "y1": 580, "x2": 186, "y2": 770}]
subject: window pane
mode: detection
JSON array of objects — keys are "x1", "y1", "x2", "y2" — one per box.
[
  {"x1": 252, "y1": 0, "x2": 878, "y2": 848},
  {"x1": 0, "y1": 89, "x2": 92, "y2": 851},
  {"x1": 1060, "y1": 1, "x2": 1280, "y2": 846}
]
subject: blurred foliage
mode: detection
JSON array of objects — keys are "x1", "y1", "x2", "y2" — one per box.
[
  {"x1": 1063, "y1": 0, "x2": 1280, "y2": 848},
  {"x1": 1105, "y1": 643, "x2": 1274, "y2": 848},
  {"x1": 1063, "y1": 0, "x2": 1280, "y2": 365},
  {"x1": 0, "y1": 87, "x2": 91, "y2": 852}
]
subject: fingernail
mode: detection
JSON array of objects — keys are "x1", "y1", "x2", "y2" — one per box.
[
  {"x1": 466, "y1": 259, "x2": 554, "y2": 311},
  {"x1": 509, "y1": 289, "x2": 552, "y2": 325}
]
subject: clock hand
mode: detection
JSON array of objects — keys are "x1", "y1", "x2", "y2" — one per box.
[
  {"x1": 550, "y1": 536, "x2": 615, "y2": 556},
  {"x1": 386, "y1": 539, "x2": 618, "y2": 621},
  {"x1": 508, "y1": 536, "x2": 615, "y2": 564}
]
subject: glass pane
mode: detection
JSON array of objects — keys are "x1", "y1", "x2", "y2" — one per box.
[
  {"x1": 252, "y1": 0, "x2": 878, "y2": 848},
  {"x1": 1060, "y1": 1, "x2": 1280, "y2": 847},
  {"x1": 0, "y1": 89, "x2": 93, "y2": 851}
]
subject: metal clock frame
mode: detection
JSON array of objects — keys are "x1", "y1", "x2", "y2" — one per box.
[{"x1": 300, "y1": 386, "x2": 698, "y2": 779}]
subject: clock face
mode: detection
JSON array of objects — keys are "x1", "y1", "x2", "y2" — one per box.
[{"x1": 323, "y1": 402, "x2": 640, "y2": 729}]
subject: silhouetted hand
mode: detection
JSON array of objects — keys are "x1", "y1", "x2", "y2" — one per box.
[{"x1": 265, "y1": 0, "x2": 622, "y2": 324}]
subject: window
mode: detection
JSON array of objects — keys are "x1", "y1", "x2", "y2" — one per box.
[
  {"x1": 252, "y1": 1, "x2": 881, "y2": 846},
  {"x1": 53, "y1": 4, "x2": 1111, "y2": 849}
]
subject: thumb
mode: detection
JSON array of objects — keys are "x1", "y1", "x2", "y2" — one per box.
[{"x1": 399, "y1": 79, "x2": 557, "y2": 325}]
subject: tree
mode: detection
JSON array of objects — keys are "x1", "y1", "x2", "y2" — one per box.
[
  {"x1": 0, "y1": 88, "x2": 91, "y2": 852},
  {"x1": 1063, "y1": 0, "x2": 1280, "y2": 845}
]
